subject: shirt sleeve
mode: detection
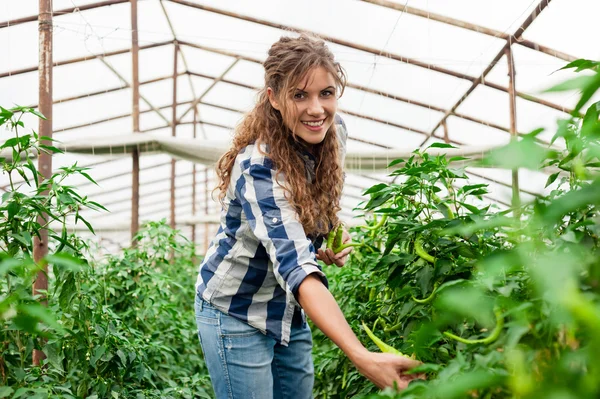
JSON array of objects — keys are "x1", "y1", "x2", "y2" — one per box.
[{"x1": 235, "y1": 159, "x2": 328, "y2": 303}]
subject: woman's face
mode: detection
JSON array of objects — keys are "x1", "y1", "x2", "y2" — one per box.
[{"x1": 269, "y1": 66, "x2": 338, "y2": 145}]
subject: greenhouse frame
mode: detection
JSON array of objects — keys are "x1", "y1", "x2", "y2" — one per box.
[{"x1": 1, "y1": 0, "x2": 600, "y2": 397}]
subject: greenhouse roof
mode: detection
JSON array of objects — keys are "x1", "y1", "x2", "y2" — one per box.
[{"x1": 1, "y1": 0, "x2": 599, "y2": 251}]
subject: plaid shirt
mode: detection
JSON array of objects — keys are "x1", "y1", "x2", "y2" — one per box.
[{"x1": 196, "y1": 115, "x2": 348, "y2": 346}]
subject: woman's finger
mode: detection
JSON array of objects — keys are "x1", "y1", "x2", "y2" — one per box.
[{"x1": 334, "y1": 246, "x2": 353, "y2": 259}]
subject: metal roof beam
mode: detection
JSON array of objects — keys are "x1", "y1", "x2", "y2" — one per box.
[
  {"x1": 169, "y1": 0, "x2": 571, "y2": 117},
  {"x1": 362, "y1": 0, "x2": 577, "y2": 62},
  {"x1": 422, "y1": 0, "x2": 556, "y2": 146},
  {"x1": 0, "y1": 41, "x2": 171, "y2": 79},
  {"x1": 0, "y1": 0, "x2": 129, "y2": 29}
]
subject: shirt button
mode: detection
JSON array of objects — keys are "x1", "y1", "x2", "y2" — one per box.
[{"x1": 272, "y1": 217, "x2": 278, "y2": 223}]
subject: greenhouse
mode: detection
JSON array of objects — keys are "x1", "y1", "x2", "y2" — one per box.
[{"x1": 1, "y1": 0, "x2": 600, "y2": 398}]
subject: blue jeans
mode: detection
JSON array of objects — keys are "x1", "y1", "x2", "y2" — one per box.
[{"x1": 195, "y1": 293, "x2": 315, "y2": 399}]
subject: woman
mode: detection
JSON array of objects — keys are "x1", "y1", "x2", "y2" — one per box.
[{"x1": 195, "y1": 34, "x2": 419, "y2": 399}]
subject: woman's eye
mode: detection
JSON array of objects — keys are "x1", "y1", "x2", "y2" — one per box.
[
  {"x1": 321, "y1": 90, "x2": 333, "y2": 97},
  {"x1": 293, "y1": 92, "x2": 305, "y2": 99}
]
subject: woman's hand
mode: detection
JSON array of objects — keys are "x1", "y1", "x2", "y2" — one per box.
[
  {"x1": 317, "y1": 227, "x2": 353, "y2": 267},
  {"x1": 351, "y1": 351, "x2": 423, "y2": 390}
]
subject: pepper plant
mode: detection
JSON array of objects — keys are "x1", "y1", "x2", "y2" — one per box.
[
  {"x1": 313, "y1": 59, "x2": 600, "y2": 399},
  {"x1": 0, "y1": 108, "x2": 212, "y2": 398}
]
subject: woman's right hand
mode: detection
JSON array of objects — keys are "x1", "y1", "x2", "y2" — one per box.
[{"x1": 351, "y1": 351, "x2": 423, "y2": 390}]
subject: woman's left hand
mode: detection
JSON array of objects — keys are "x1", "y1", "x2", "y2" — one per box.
[{"x1": 317, "y1": 227, "x2": 353, "y2": 267}]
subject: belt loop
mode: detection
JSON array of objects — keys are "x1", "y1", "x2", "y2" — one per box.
[{"x1": 197, "y1": 292, "x2": 204, "y2": 311}]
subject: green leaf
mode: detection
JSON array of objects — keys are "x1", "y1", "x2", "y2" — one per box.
[
  {"x1": 479, "y1": 137, "x2": 550, "y2": 170},
  {"x1": 28, "y1": 108, "x2": 47, "y2": 120},
  {"x1": 388, "y1": 158, "x2": 405, "y2": 167},
  {"x1": 363, "y1": 183, "x2": 389, "y2": 195},
  {"x1": 574, "y1": 72, "x2": 600, "y2": 114},
  {"x1": 59, "y1": 193, "x2": 74, "y2": 205},
  {"x1": 448, "y1": 156, "x2": 469, "y2": 162},
  {"x1": 12, "y1": 388, "x2": 30, "y2": 399},
  {"x1": 427, "y1": 142, "x2": 457, "y2": 149},
  {"x1": 0, "y1": 258, "x2": 25, "y2": 276},
  {"x1": 436, "y1": 285, "x2": 494, "y2": 327},
  {"x1": 46, "y1": 253, "x2": 83, "y2": 271},
  {"x1": 429, "y1": 370, "x2": 504, "y2": 399},
  {"x1": 545, "y1": 74, "x2": 597, "y2": 93},
  {"x1": 90, "y1": 345, "x2": 107, "y2": 367},
  {"x1": 75, "y1": 214, "x2": 96, "y2": 235},
  {"x1": 581, "y1": 100, "x2": 600, "y2": 138},
  {"x1": 10, "y1": 233, "x2": 32, "y2": 247},
  {"x1": 58, "y1": 272, "x2": 77, "y2": 310},
  {"x1": 558, "y1": 59, "x2": 600, "y2": 73},
  {"x1": 38, "y1": 144, "x2": 64, "y2": 154},
  {"x1": 19, "y1": 302, "x2": 66, "y2": 333},
  {"x1": 80, "y1": 172, "x2": 98, "y2": 185},
  {"x1": 405, "y1": 363, "x2": 443, "y2": 374},
  {"x1": 539, "y1": 180, "x2": 600, "y2": 223},
  {"x1": 1, "y1": 137, "x2": 19, "y2": 149},
  {"x1": 0, "y1": 386, "x2": 14, "y2": 398},
  {"x1": 545, "y1": 172, "x2": 560, "y2": 188}
]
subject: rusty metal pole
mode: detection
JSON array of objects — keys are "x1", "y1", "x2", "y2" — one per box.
[
  {"x1": 191, "y1": 107, "x2": 198, "y2": 245},
  {"x1": 204, "y1": 166, "x2": 209, "y2": 252},
  {"x1": 170, "y1": 43, "x2": 178, "y2": 231},
  {"x1": 442, "y1": 121, "x2": 449, "y2": 144},
  {"x1": 32, "y1": 0, "x2": 53, "y2": 367},
  {"x1": 506, "y1": 43, "x2": 521, "y2": 214},
  {"x1": 131, "y1": 0, "x2": 140, "y2": 246}
]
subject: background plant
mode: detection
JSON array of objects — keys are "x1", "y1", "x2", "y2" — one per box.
[{"x1": 0, "y1": 108, "x2": 211, "y2": 398}]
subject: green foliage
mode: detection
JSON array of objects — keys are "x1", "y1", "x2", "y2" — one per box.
[
  {"x1": 313, "y1": 62, "x2": 600, "y2": 398},
  {"x1": 0, "y1": 108, "x2": 211, "y2": 398}
]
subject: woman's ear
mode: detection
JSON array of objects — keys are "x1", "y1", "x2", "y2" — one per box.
[{"x1": 267, "y1": 87, "x2": 280, "y2": 111}]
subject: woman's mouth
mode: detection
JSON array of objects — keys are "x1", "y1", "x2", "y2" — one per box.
[{"x1": 301, "y1": 119, "x2": 325, "y2": 131}]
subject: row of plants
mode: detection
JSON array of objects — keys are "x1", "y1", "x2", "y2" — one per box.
[
  {"x1": 313, "y1": 59, "x2": 600, "y2": 398},
  {"x1": 2, "y1": 57, "x2": 599, "y2": 398},
  {"x1": 0, "y1": 107, "x2": 211, "y2": 398}
]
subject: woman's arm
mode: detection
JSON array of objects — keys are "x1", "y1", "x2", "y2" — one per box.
[{"x1": 297, "y1": 274, "x2": 420, "y2": 390}]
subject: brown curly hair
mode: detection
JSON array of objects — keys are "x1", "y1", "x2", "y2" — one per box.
[{"x1": 214, "y1": 34, "x2": 347, "y2": 236}]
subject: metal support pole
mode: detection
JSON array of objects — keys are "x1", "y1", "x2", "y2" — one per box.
[
  {"x1": 170, "y1": 43, "x2": 178, "y2": 230},
  {"x1": 442, "y1": 121, "x2": 449, "y2": 144},
  {"x1": 191, "y1": 106, "x2": 198, "y2": 245},
  {"x1": 33, "y1": 0, "x2": 53, "y2": 366},
  {"x1": 506, "y1": 44, "x2": 521, "y2": 213},
  {"x1": 131, "y1": 0, "x2": 140, "y2": 245},
  {"x1": 204, "y1": 167, "x2": 209, "y2": 252}
]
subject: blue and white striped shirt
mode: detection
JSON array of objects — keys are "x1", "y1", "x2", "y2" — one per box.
[{"x1": 196, "y1": 116, "x2": 348, "y2": 346}]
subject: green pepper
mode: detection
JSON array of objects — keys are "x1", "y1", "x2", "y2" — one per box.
[
  {"x1": 358, "y1": 214, "x2": 388, "y2": 231},
  {"x1": 325, "y1": 224, "x2": 362, "y2": 254},
  {"x1": 326, "y1": 227, "x2": 336, "y2": 250},
  {"x1": 333, "y1": 224, "x2": 344, "y2": 250},
  {"x1": 414, "y1": 235, "x2": 435, "y2": 264},
  {"x1": 412, "y1": 282, "x2": 440, "y2": 304},
  {"x1": 443, "y1": 307, "x2": 504, "y2": 345},
  {"x1": 361, "y1": 321, "x2": 407, "y2": 357}
]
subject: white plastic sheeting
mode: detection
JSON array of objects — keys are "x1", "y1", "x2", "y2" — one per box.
[{"x1": 0, "y1": 0, "x2": 598, "y2": 251}]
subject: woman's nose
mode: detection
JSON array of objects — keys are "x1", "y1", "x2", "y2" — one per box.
[{"x1": 307, "y1": 97, "x2": 324, "y2": 115}]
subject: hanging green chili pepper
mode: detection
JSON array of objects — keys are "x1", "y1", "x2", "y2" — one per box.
[
  {"x1": 414, "y1": 234, "x2": 435, "y2": 263},
  {"x1": 412, "y1": 282, "x2": 440, "y2": 304},
  {"x1": 443, "y1": 307, "x2": 504, "y2": 345},
  {"x1": 358, "y1": 214, "x2": 388, "y2": 231},
  {"x1": 361, "y1": 321, "x2": 406, "y2": 357}
]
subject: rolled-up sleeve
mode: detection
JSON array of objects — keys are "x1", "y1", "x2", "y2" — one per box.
[{"x1": 235, "y1": 160, "x2": 328, "y2": 302}]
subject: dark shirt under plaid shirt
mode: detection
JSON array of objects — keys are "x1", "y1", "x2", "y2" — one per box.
[{"x1": 195, "y1": 115, "x2": 348, "y2": 346}]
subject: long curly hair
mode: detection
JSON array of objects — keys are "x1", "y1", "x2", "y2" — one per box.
[{"x1": 215, "y1": 34, "x2": 347, "y2": 236}]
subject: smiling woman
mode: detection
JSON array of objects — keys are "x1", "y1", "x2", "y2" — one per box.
[
  {"x1": 267, "y1": 66, "x2": 338, "y2": 145},
  {"x1": 194, "y1": 34, "x2": 420, "y2": 399}
]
